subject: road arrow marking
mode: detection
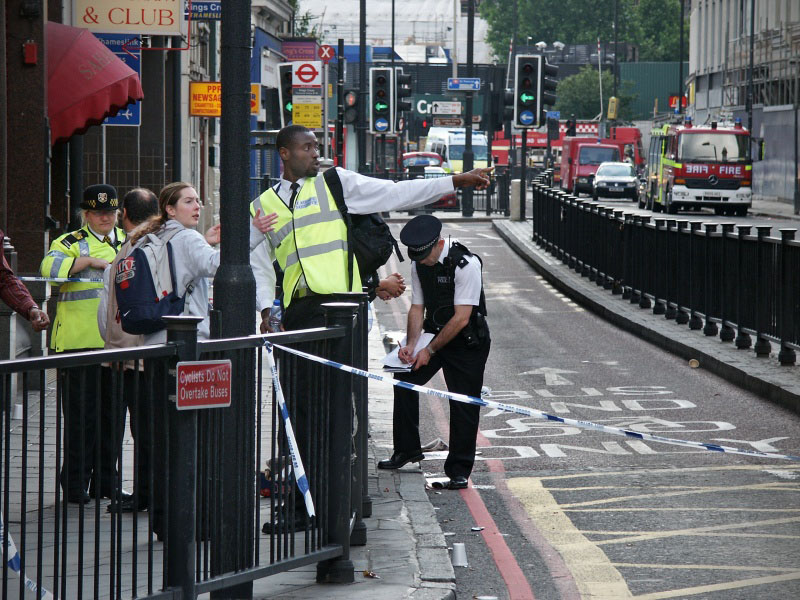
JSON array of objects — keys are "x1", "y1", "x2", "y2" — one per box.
[{"x1": 519, "y1": 367, "x2": 577, "y2": 386}]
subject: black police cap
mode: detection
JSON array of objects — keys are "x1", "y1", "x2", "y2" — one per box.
[
  {"x1": 400, "y1": 214, "x2": 442, "y2": 261},
  {"x1": 80, "y1": 184, "x2": 119, "y2": 211}
]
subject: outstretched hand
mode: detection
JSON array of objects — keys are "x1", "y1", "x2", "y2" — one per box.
[
  {"x1": 204, "y1": 224, "x2": 221, "y2": 246},
  {"x1": 453, "y1": 167, "x2": 493, "y2": 190}
]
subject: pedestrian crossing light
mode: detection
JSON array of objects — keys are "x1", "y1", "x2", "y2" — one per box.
[
  {"x1": 514, "y1": 55, "x2": 537, "y2": 128},
  {"x1": 370, "y1": 67, "x2": 393, "y2": 134},
  {"x1": 278, "y1": 63, "x2": 293, "y2": 127}
]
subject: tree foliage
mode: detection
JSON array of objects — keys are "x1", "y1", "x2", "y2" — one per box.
[
  {"x1": 480, "y1": 0, "x2": 687, "y2": 62},
  {"x1": 554, "y1": 65, "x2": 636, "y2": 120}
]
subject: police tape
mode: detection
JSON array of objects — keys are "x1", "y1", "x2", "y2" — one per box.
[
  {"x1": 264, "y1": 343, "x2": 315, "y2": 517},
  {"x1": 18, "y1": 276, "x2": 103, "y2": 284},
  {"x1": 0, "y1": 515, "x2": 53, "y2": 599},
  {"x1": 271, "y1": 344, "x2": 800, "y2": 463}
]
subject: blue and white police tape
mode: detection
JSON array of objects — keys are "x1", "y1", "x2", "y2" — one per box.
[
  {"x1": 264, "y1": 343, "x2": 315, "y2": 517},
  {"x1": 0, "y1": 516, "x2": 53, "y2": 599},
  {"x1": 18, "y1": 276, "x2": 103, "y2": 284},
  {"x1": 272, "y1": 344, "x2": 800, "y2": 463}
]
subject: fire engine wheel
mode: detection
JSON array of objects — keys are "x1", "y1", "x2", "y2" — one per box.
[
  {"x1": 735, "y1": 206, "x2": 748, "y2": 217},
  {"x1": 665, "y1": 191, "x2": 678, "y2": 214}
]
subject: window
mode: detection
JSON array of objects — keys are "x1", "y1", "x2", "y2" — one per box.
[
  {"x1": 677, "y1": 132, "x2": 749, "y2": 162},
  {"x1": 578, "y1": 146, "x2": 620, "y2": 165}
]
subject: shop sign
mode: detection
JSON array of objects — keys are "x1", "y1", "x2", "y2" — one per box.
[{"x1": 73, "y1": 0, "x2": 184, "y2": 35}]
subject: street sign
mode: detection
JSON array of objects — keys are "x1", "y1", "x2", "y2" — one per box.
[
  {"x1": 374, "y1": 117, "x2": 390, "y2": 132},
  {"x1": 447, "y1": 77, "x2": 481, "y2": 91},
  {"x1": 293, "y1": 61, "x2": 322, "y2": 88},
  {"x1": 519, "y1": 110, "x2": 535, "y2": 126},
  {"x1": 176, "y1": 360, "x2": 232, "y2": 410},
  {"x1": 189, "y1": 82, "x2": 221, "y2": 117},
  {"x1": 318, "y1": 44, "x2": 335, "y2": 63},
  {"x1": 546, "y1": 110, "x2": 561, "y2": 119},
  {"x1": 96, "y1": 34, "x2": 141, "y2": 126},
  {"x1": 430, "y1": 101, "x2": 461, "y2": 115},
  {"x1": 250, "y1": 83, "x2": 260, "y2": 115},
  {"x1": 293, "y1": 97, "x2": 323, "y2": 128},
  {"x1": 184, "y1": 1, "x2": 222, "y2": 20},
  {"x1": 432, "y1": 117, "x2": 463, "y2": 127}
]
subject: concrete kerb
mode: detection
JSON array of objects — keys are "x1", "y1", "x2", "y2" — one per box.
[
  {"x1": 493, "y1": 219, "x2": 800, "y2": 415},
  {"x1": 366, "y1": 317, "x2": 457, "y2": 600}
]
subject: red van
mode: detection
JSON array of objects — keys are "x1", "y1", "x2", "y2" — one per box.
[{"x1": 560, "y1": 137, "x2": 622, "y2": 195}]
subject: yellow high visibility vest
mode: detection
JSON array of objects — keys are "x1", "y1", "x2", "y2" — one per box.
[
  {"x1": 251, "y1": 176, "x2": 360, "y2": 307},
  {"x1": 40, "y1": 226, "x2": 125, "y2": 352}
]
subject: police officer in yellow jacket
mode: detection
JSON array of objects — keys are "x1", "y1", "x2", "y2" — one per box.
[{"x1": 40, "y1": 184, "x2": 128, "y2": 504}]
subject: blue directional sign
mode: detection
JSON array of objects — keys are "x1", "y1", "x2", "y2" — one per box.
[
  {"x1": 374, "y1": 117, "x2": 390, "y2": 132},
  {"x1": 519, "y1": 110, "x2": 535, "y2": 126},
  {"x1": 95, "y1": 34, "x2": 141, "y2": 127},
  {"x1": 447, "y1": 77, "x2": 481, "y2": 91},
  {"x1": 184, "y1": 1, "x2": 222, "y2": 20},
  {"x1": 546, "y1": 110, "x2": 561, "y2": 120}
]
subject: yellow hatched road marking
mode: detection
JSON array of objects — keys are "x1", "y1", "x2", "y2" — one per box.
[{"x1": 633, "y1": 571, "x2": 800, "y2": 599}]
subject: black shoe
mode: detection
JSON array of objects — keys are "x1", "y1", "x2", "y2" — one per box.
[
  {"x1": 107, "y1": 495, "x2": 148, "y2": 513},
  {"x1": 377, "y1": 451, "x2": 424, "y2": 470},
  {"x1": 66, "y1": 491, "x2": 91, "y2": 504},
  {"x1": 91, "y1": 488, "x2": 133, "y2": 501},
  {"x1": 262, "y1": 515, "x2": 311, "y2": 534},
  {"x1": 446, "y1": 476, "x2": 468, "y2": 490}
]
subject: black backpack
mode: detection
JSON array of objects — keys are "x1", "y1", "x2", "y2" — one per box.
[{"x1": 323, "y1": 168, "x2": 403, "y2": 293}]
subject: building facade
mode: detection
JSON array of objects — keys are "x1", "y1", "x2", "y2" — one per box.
[{"x1": 687, "y1": 0, "x2": 799, "y2": 206}]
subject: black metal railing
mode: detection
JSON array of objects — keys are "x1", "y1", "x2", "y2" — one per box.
[
  {"x1": 530, "y1": 180, "x2": 799, "y2": 366},
  {"x1": 0, "y1": 300, "x2": 370, "y2": 599}
]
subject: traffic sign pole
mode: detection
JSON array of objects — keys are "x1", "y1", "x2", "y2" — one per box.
[{"x1": 520, "y1": 129, "x2": 527, "y2": 220}]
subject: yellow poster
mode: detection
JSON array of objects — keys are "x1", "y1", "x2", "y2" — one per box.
[
  {"x1": 251, "y1": 84, "x2": 260, "y2": 115},
  {"x1": 293, "y1": 100, "x2": 322, "y2": 129},
  {"x1": 189, "y1": 82, "x2": 221, "y2": 117}
]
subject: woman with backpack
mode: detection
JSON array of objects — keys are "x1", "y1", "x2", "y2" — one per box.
[
  {"x1": 127, "y1": 181, "x2": 277, "y2": 345},
  {"x1": 125, "y1": 181, "x2": 276, "y2": 539}
]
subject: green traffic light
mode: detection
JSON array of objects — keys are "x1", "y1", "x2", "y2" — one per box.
[
  {"x1": 520, "y1": 92, "x2": 535, "y2": 105},
  {"x1": 374, "y1": 101, "x2": 388, "y2": 113},
  {"x1": 285, "y1": 102, "x2": 293, "y2": 112}
]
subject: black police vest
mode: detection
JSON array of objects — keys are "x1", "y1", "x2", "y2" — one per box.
[{"x1": 417, "y1": 241, "x2": 488, "y2": 339}]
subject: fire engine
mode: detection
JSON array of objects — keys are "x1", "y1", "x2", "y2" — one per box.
[{"x1": 644, "y1": 117, "x2": 752, "y2": 216}]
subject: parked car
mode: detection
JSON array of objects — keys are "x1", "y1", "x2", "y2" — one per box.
[
  {"x1": 592, "y1": 162, "x2": 639, "y2": 201},
  {"x1": 401, "y1": 152, "x2": 458, "y2": 210}
]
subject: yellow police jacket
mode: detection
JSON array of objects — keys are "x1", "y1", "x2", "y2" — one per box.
[
  {"x1": 250, "y1": 175, "x2": 360, "y2": 307},
  {"x1": 40, "y1": 226, "x2": 126, "y2": 352}
]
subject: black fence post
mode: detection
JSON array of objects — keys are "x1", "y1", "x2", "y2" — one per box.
[
  {"x1": 629, "y1": 216, "x2": 642, "y2": 304},
  {"x1": 719, "y1": 223, "x2": 736, "y2": 341},
  {"x1": 777, "y1": 229, "x2": 797, "y2": 366},
  {"x1": 638, "y1": 216, "x2": 652, "y2": 309},
  {"x1": 687, "y1": 222, "x2": 703, "y2": 330},
  {"x1": 621, "y1": 213, "x2": 633, "y2": 299},
  {"x1": 653, "y1": 218, "x2": 667, "y2": 314},
  {"x1": 351, "y1": 293, "x2": 371, "y2": 544},
  {"x1": 753, "y1": 226, "x2": 773, "y2": 358},
  {"x1": 702, "y1": 223, "x2": 719, "y2": 336},
  {"x1": 675, "y1": 221, "x2": 690, "y2": 325},
  {"x1": 664, "y1": 219, "x2": 678, "y2": 319},
  {"x1": 318, "y1": 302, "x2": 358, "y2": 584},
  {"x1": 735, "y1": 225, "x2": 753, "y2": 349},
  {"x1": 164, "y1": 315, "x2": 202, "y2": 600},
  {"x1": 611, "y1": 210, "x2": 624, "y2": 294}
]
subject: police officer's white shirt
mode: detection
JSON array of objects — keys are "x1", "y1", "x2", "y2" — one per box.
[
  {"x1": 410, "y1": 239, "x2": 482, "y2": 307},
  {"x1": 87, "y1": 225, "x2": 116, "y2": 246},
  {"x1": 249, "y1": 167, "x2": 456, "y2": 312}
]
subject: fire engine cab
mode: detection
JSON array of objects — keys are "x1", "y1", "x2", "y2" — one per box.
[{"x1": 645, "y1": 117, "x2": 753, "y2": 216}]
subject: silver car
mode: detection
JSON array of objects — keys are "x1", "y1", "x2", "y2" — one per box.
[{"x1": 592, "y1": 162, "x2": 639, "y2": 201}]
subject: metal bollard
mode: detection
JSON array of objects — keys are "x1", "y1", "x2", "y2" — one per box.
[
  {"x1": 702, "y1": 224, "x2": 719, "y2": 336},
  {"x1": 777, "y1": 229, "x2": 797, "y2": 365},
  {"x1": 734, "y1": 225, "x2": 753, "y2": 349}
]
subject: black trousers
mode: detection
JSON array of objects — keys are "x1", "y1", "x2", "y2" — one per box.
[
  {"x1": 122, "y1": 368, "x2": 153, "y2": 499},
  {"x1": 392, "y1": 336, "x2": 490, "y2": 480},
  {"x1": 59, "y1": 363, "x2": 121, "y2": 496}
]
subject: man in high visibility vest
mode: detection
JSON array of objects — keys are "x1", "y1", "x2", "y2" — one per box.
[
  {"x1": 250, "y1": 125, "x2": 491, "y2": 533},
  {"x1": 40, "y1": 184, "x2": 128, "y2": 504}
]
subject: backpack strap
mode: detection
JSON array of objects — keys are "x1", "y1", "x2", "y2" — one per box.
[{"x1": 323, "y1": 168, "x2": 356, "y2": 291}]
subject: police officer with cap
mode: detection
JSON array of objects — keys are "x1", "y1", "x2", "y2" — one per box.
[
  {"x1": 40, "y1": 184, "x2": 129, "y2": 504},
  {"x1": 378, "y1": 215, "x2": 490, "y2": 490}
]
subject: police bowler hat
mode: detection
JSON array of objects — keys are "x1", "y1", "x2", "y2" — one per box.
[
  {"x1": 400, "y1": 214, "x2": 442, "y2": 261},
  {"x1": 80, "y1": 184, "x2": 119, "y2": 211}
]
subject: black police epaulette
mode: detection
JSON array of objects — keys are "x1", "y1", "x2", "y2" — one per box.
[{"x1": 60, "y1": 230, "x2": 85, "y2": 249}]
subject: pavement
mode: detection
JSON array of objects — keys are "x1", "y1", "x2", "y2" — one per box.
[{"x1": 750, "y1": 196, "x2": 800, "y2": 221}]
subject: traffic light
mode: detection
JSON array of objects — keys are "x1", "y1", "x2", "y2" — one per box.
[
  {"x1": 537, "y1": 58, "x2": 558, "y2": 125},
  {"x1": 343, "y1": 89, "x2": 358, "y2": 124},
  {"x1": 369, "y1": 67, "x2": 393, "y2": 134},
  {"x1": 566, "y1": 117, "x2": 576, "y2": 136},
  {"x1": 278, "y1": 62, "x2": 293, "y2": 127},
  {"x1": 514, "y1": 55, "x2": 538, "y2": 128},
  {"x1": 395, "y1": 68, "x2": 412, "y2": 130}
]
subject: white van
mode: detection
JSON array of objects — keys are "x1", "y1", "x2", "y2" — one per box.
[{"x1": 424, "y1": 127, "x2": 489, "y2": 173}]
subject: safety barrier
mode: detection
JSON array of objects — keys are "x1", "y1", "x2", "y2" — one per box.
[
  {"x1": 530, "y1": 179, "x2": 799, "y2": 366},
  {"x1": 0, "y1": 298, "x2": 370, "y2": 599}
]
